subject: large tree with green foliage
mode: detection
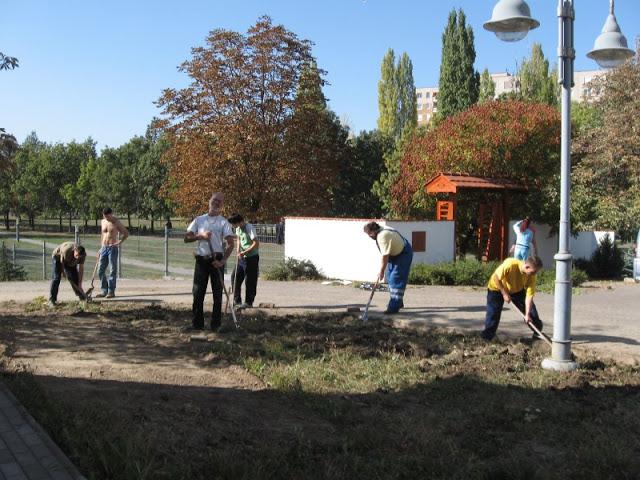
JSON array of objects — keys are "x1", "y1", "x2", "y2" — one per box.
[
  {"x1": 0, "y1": 129, "x2": 18, "y2": 229},
  {"x1": 374, "y1": 50, "x2": 417, "y2": 214},
  {"x1": 282, "y1": 61, "x2": 349, "y2": 217},
  {"x1": 478, "y1": 68, "x2": 496, "y2": 103},
  {"x1": 377, "y1": 49, "x2": 399, "y2": 139},
  {"x1": 438, "y1": 9, "x2": 479, "y2": 119},
  {"x1": 332, "y1": 130, "x2": 389, "y2": 218},
  {"x1": 11, "y1": 133, "x2": 50, "y2": 227},
  {"x1": 45, "y1": 140, "x2": 97, "y2": 230},
  {"x1": 572, "y1": 56, "x2": 640, "y2": 240},
  {"x1": 377, "y1": 50, "x2": 416, "y2": 140},
  {"x1": 517, "y1": 43, "x2": 558, "y2": 107}
]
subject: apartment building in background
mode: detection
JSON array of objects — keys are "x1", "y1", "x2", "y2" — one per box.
[{"x1": 416, "y1": 69, "x2": 605, "y2": 127}]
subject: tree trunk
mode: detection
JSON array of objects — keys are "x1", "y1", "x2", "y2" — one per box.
[
  {"x1": 150, "y1": 215, "x2": 155, "y2": 234},
  {"x1": 59, "y1": 213, "x2": 63, "y2": 232},
  {"x1": 127, "y1": 212, "x2": 132, "y2": 229},
  {"x1": 68, "y1": 212, "x2": 72, "y2": 232},
  {"x1": 4, "y1": 211, "x2": 9, "y2": 230}
]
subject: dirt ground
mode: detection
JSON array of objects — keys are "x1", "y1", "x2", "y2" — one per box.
[
  {"x1": 0, "y1": 300, "x2": 344, "y2": 478},
  {"x1": 1, "y1": 298, "x2": 639, "y2": 479}
]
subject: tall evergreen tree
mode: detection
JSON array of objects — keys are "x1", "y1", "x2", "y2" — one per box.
[
  {"x1": 374, "y1": 49, "x2": 417, "y2": 214},
  {"x1": 518, "y1": 43, "x2": 558, "y2": 107},
  {"x1": 397, "y1": 53, "x2": 417, "y2": 134},
  {"x1": 438, "y1": 9, "x2": 479, "y2": 119},
  {"x1": 479, "y1": 68, "x2": 496, "y2": 103},
  {"x1": 377, "y1": 49, "x2": 398, "y2": 139}
]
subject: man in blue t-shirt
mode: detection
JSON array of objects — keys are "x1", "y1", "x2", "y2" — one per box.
[{"x1": 228, "y1": 213, "x2": 260, "y2": 309}]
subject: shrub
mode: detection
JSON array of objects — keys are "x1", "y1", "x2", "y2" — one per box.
[
  {"x1": 409, "y1": 260, "x2": 498, "y2": 286},
  {"x1": 0, "y1": 242, "x2": 26, "y2": 281},
  {"x1": 264, "y1": 258, "x2": 324, "y2": 281},
  {"x1": 408, "y1": 264, "x2": 454, "y2": 285},
  {"x1": 536, "y1": 266, "x2": 589, "y2": 293},
  {"x1": 574, "y1": 234, "x2": 624, "y2": 279}
]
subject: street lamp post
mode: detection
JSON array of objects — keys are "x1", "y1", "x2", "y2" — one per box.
[{"x1": 484, "y1": 0, "x2": 633, "y2": 371}]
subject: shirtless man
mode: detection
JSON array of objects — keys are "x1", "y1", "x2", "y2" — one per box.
[{"x1": 95, "y1": 207, "x2": 129, "y2": 298}]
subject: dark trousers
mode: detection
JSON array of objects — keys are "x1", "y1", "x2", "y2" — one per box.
[
  {"x1": 49, "y1": 256, "x2": 80, "y2": 302},
  {"x1": 232, "y1": 255, "x2": 259, "y2": 305},
  {"x1": 482, "y1": 289, "x2": 543, "y2": 340},
  {"x1": 192, "y1": 256, "x2": 224, "y2": 329}
]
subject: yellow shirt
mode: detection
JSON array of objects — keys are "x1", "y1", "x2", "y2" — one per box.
[
  {"x1": 488, "y1": 258, "x2": 536, "y2": 297},
  {"x1": 377, "y1": 229, "x2": 404, "y2": 256}
]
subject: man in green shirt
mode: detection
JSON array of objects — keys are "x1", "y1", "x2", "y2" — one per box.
[
  {"x1": 228, "y1": 214, "x2": 259, "y2": 308},
  {"x1": 49, "y1": 242, "x2": 87, "y2": 306}
]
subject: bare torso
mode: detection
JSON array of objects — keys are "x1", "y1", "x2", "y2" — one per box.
[{"x1": 101, "y1": 218, "x2": 128, "y2": 246}]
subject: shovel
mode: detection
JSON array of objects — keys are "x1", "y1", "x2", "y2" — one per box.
[
  {"x1": 512, "y1": 304, "x2": 553, "y2": 348},
  {"x1": 360, "y1": 278, "x2": 380, "y2": 322},
  {"x1": 84, "y1": 253, "x2": 101, "y2": 302}
]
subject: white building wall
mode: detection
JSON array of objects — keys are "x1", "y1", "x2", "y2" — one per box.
[
  {"x1": 508, "y1": 221, "x2": 614, "y2": 268},
  {"x1": 284, "y1": 217, "x2": 455, "y2": 281}
]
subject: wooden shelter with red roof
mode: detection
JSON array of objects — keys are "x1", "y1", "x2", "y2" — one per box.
[{"x1": 425, "y1": 173, "x2": 527, "y2": 261}]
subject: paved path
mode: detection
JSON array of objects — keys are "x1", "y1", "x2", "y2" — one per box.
[{"x1": 0, "y1": 384, "x2": 84, "y2": 480}]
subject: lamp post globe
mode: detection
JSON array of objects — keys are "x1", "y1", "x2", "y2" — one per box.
[
  {"x1": 587, "y1": 0, "x2": 634, "y2": 69},
  {"x1": 483, "y1": 0, "x2": 540, "y2": 42}
]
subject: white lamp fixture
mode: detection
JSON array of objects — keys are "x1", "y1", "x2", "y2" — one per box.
[
  {"x1": 483, "y1": 0, "x2": 540, "y2": 42},
  {"x1": 587, "y1": 0, "x2": 634, "y2": 69}
]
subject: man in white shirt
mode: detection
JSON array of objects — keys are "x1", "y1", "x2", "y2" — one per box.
[{"x1": 185, "y1": 192, "x2": 235, "y2": 331}]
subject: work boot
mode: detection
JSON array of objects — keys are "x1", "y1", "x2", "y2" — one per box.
[
  {"x1": 106, "y1": 292, "x2": 115, "y2": 299},
  {"x1": 47, "y1": 299, "x2": 57, "y2": 308},
  {"x1": 95, "y1": 292, "x2": 107, "y2": 298}
]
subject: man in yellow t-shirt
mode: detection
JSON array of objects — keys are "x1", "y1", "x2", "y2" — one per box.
[
  {"x1": 481, "y1": 256, "x2": 544, "y2": 340},
  {"x1": 364, "y1": 221, "x2": 413, "y2": 314}
]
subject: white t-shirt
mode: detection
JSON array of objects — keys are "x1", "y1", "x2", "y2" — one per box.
[{"x1": 187, "y1": 214, "x2": 234, "y2": 256}]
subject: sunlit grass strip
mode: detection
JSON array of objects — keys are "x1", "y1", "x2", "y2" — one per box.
[{"x1": 245, "y1": 348, "x2": 425, "y2": 395}]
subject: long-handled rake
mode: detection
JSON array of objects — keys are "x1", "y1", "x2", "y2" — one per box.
[
  {"x1": 512, "y1": 303, "x2": 553, "y2": 348},
  {"x1": 207, "y1": 236, "x2": 239, "y2": 329},
  {"x1": 225, "y1": 249, "x2": 241, "y2": 314},
  {"x1": 217, "y1": 268, "x2": 239, "y2": 329},
  {"x1": 360, "y1": 278, "x2": 380, "y2": 322}
]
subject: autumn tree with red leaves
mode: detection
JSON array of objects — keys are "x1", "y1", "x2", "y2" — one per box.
[
  {"x1": 156, "y1": 16, "x2": 347, "y2": 220},
  {"x1": 391, "y1": 100, "x2": 561, "y2": 229}
]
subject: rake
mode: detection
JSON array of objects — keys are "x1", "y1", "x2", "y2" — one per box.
[{"x1": 360, "y1": 278, "x2": 380, "y2": 322}]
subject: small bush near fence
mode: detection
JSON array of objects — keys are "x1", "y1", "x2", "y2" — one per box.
[
  {"x1": 409, "y1": 259, "x2": 588, "y2": 291},
  {"x1": 264, "y1": 258, "x2": 324, "y2": 281},
  {"x1": 0, "y1": 242, "x2": 26, "y2": 281},
  {"x1": 574, "y1": 234, "x2": 625, "y2": 279},
  {"x1": 409, "y1": 260, "x2": 499, "y2": 286}
]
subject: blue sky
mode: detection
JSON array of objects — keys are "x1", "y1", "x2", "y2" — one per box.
[{"x1": 1, "y1": 0, "x2": 638, "y2": 150}]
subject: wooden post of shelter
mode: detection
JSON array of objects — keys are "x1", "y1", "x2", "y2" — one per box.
[{"x1": 425, "y1": 173, "x2": 527, "y2": 262}]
